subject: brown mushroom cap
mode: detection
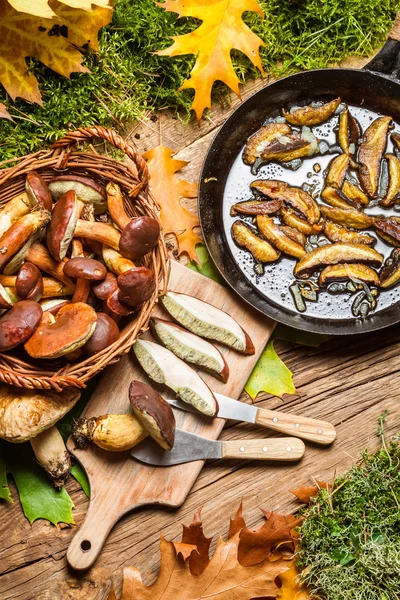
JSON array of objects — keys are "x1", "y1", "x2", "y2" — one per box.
[
  {"x1": 129, "y1": 380, "x2": 175, "y2": 450},
  {"x1": 24, "y1": 302, "x2": 97, "y2": 359},
  {"x1": 119, "y1": 216, "x2": 160, "y2": 261},
  {"x1": 106, "y1": 288, "x2": 135, "y2": 316},
  {"x1": 0, "y1": 385, "x2": 80, "y2": 442},
  {"x1": 16, "y1": 262, "x2": 43, "y2": 301},
  {"x1": 92, "y1": 272, "x2": 118, "y2": 300},
  {"x1": 0, "y1": 300, "x2": 42, "y2": 352},
  {"x1": 84, "y1": 312, "x2": 119, "y2": 356},
  {"x1": 25, "y1": 171, "x2": 53, "y2": 212},
  {"x1": 117, "y1": 267, "x2": 156, "y2": 307},
  {"x1": 48, "y1": 175, "x2": 107, "y2": 213},
  {"x1": 63, "y1": 257, "x2": 107, "y2": 281},
  {"x1": 47, "y1": 190, "x2": 78, "y2": 262}
]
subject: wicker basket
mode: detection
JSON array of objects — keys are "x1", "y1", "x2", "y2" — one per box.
[{"x1": 0, "y1": 126, "x2": 168, "y2": 391}]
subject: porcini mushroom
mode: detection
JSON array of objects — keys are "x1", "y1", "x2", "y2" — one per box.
[
  {"x1": 15, "y1": 262, "x2": 43, "y2": 301},
  {"x1": 39, "y1": 298, "x2": 70, "y2": 315},
  {"x1": 0, "y1": 192, "x2": 36, "y2": 238},
  {"x1": 0, "y1": 206, "x2": 50, "y2": 271},
  {"x1": 63, "y1": 257, "x2": 107, "y2": 304},
  {"x1": 106, "y1": 182, "x2": 160, "y2": 260},
  {"x1": 83, "y1": 312, "x2": 119, "y2": 356},
  {"x1": 30, "y1": 426, "x2": 71, "y2": 489},
  {"x1": 73, "y1": 413, "x2": 148, "y2": 452},
  {"x1": 0, "y1": 300, "x2": 42, "y2": 351},
  {"x1": 129, "y1": 380, "x2": 175, "y2": 450},
  {"x1": 49, "y1": 175, "x2": 107, "y2": 213},
  {"x1": 26, "y1": 242, "x2": 74, "y2": 288},
  {"x1": 92, "y1": 272, "x2": 118, "y2": 301},
  {"x1": 47, "y1": 190, "x2": 79, "y2": 262},
  {"x1": 24, "y1": 302, "x2": 97, "y2": 359},
  {"x1": 102, "y1": 246, "x2": 156, "y2": 307},
  {"x1": 25, "y1": 171, "x2": 53, "y2": 212}
]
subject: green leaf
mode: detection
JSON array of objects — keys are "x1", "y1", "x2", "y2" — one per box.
[
  {"x1": 245, "y1": 338, "x2": 296, "y2": 399},
  {"x1": 273, "y1": 324, "x2": 330, "y2": 347},
  {"x1": 187, "y1": 244, "x2": 223, "y2": 283},
  {"x1": 0, "y1": 457, "x2": 12, "y2": 503},
  {"x1": 71, "y1": 463, "x2": 90, "y2": 497}
]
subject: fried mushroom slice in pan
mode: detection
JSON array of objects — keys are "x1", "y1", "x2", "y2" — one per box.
[
  {"x1": 280, "y1": 226, "x2": 306, "y2": 247},
  {"x1": 230, "y1": 198, "x2": 282, "y2": 216},
  {"x1": 251, "y1": 180, "x2": 320, "y2": 224},
  {"x1": 281, "y1": 208, "x2": 324, "y2": 235},
  {"x1": 256, "y1": 216, "x2": 306, "y2": 259},
  {"x1": 324, "y1": 221, "x2": 376, "y2": 246},
  {"x1": 282, "y1": 98, "x2": 341, "y2": 126},
  {"x1": 338, "y1": 109, "x2": 361, "y2": 157},
  {"x1": 373, "y1": 216, "x2": 400, "y2": 246},
  {"x1": 380, "y1": 154, "x2": 400, "y2": 206},
  {"x1": 294, "y1": 243, "x2": 383, "y2": 279},
  {"x1": 320, "y1": 205, "x2": 374, "y2": 230},
  {"x1": 319, "y1": 263, "x2": 379, "y2": 287},
  {"x1": 380, "y1": 248, "x2": 400, "y2": 288},
  {"x1": 341, "y1": 181, "x2": 369, "y2": 207},
  {"x1": 326, "y1": 154, "x2": 350, "y2": 188},
  {"x1": 231, "y1": 221, "x2": 280, "y2": 262},
  {"x1": 243, "y1": 123, "x2": 291, "y2": 165},
  {"x1": 321, "y1": 186, "x2": 354, "y2": 210},
  {"x1": 358, "y1": 116, "x2": 392, "y2": 197}
]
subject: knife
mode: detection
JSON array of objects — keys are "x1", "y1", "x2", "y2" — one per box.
[
  {"x1": 130, "y1": 429, "x2": 305, "y2": 466},
  {"x1": 166, "y1": 392, "x2": 336, "y2": 446}
]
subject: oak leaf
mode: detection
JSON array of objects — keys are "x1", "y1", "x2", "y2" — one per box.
[
  {"x1": 109, "y1": 532, "x2": 288, "y2": 600},
  {"x1": 277, "y1": 565, "x2": 311, "y2": 600},
  {"x1": 179, "y1": 507, "x2": 212, "y2": 575},
  {"x1": 290, "y1": 481, "x2": 330, "y2": 504},
  {"x1": 143, "y1": 145, "x2": 201, "y2": 262},
  {"x1": 7, "y1": 0, "x2": 111, "y2": 20},
  {"x1": 157, "y1": 0, "x2": 265, "y2": 121},
  {"x1": 0, "y1": 0, "x2": 112, "y2": 104}
]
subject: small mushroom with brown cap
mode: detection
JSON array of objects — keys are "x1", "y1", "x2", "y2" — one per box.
[
  {"x1": 92, "y1": 272, "x2": 118, "y2": 301},
  {"x1": 24, "y1": 302, "x2": 97, "y2": 359},
  {"x1": 129, "y1": 380, "x2": 175, "y2": 450},
  {"x1": 15, "y1": 262, "x2": 43, "y2": 301},
  {"x1": 0, "y1": 300, "x2": 42, "y2": 351},
  {"x1": 83, "y1": 312, "x2": 120, "y2": 356},
  {"x1": 25, "y1": 171, "x2": 53, "y2": 212},
  {"x1": 49, "y1": 175, "x2": 107, "y2": 213},
  {"x1": 47, "y1": 190, "x2": 79, "y2": 262},
  {"x1": 63, "y1": 257, "x2": 107, "y2": 304},
  {"x1": 102, "y1": 246, "x2": 156, "y2": 307},
  {"x1": 0, "y1": 206, "x2": 50, "y2": 271},
  {"x1": 106, "y1": 182, "x2": 160, "y2": 260}
]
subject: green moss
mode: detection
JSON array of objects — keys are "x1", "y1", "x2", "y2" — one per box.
[{"x1": 0, "y1": 0, "x2": 398, "y2": 160}]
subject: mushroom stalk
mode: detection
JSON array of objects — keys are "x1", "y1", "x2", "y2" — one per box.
[
  {"x1": 0, "y1": 276, "x2": 74, "y2": 297},
  {"x1": 30, "y1": 425, "x2": 71, "y2": 488},
  {"x1": 74, "y1": 220, "x2": 120, "y2": 251},
  {"x1": 0, "y1": 192, "x2": 34, "y2": 238},
  {"x1": 72, "y1": 414, "x2": 147, "y2": 452},
  {"x1": 26, "y1": 242, "x2": 75, "y2": 288},
  {"x1": 106, "y1": 182, "x2": 130, "y2": 230},
  {"x1": 0, "y1": 207, "x2": 50, "y2": 270},
  {"x1": 102, "y1": 246, "x2": 134, "y2": 274}
]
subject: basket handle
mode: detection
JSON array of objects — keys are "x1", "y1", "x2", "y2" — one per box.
[{"x1": 51, "y1": 126, "x2": 149, "y2": 196}]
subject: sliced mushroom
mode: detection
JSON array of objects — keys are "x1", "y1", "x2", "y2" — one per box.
[
  {"x1": 243, "y1": 123, "x2": 291, "y2": 165},
  {"x1": 380, "y1": 154, "x2": 400, "y2": 206},
  {"x1": 231, "y1": 220, "x2": 280, "y2": 262},
  {"x1": 0, "y1": 206, "x2": 50, "y2": 271},
  {"x1": 294, "y1": 243, "x2": 383, "y2": 278},
  {"x1": 243, "y1": 122, "x2": 317, "y2": 166},
  {"x1": 321, "y1": 186, "x2": 354, "y2": 210},
  {"x1": 391, "y1": 132, "x2": 400, "y2": 151},
  {"x1": 26, "y1": 242, "x2": 74, "y2": 288},
  {"x1": 230, "y1": 198, "x2": 282, "y2": 216},
  {"x1": 24, "y1": 302, "x2": 97, "y2": 359},
  {"x1": 30, "y1": 426, "x2": 71, "y2": 489},
  {"x1": 358, "y1": 116, "x2": 392, "y2": 197},
  {"x1": 0, "y1": 192, "x2": 35, "y2": 238},
  {"x1": 83, "y1": 312, "x2": 119, "y2": 356},
  {"x1": 0, "y1": 384, "x2": 80, "y2": 442},
  {"x1": 160, "y1": 291, "x2": 254, "y2": 354},
  {"x1": 373, "y1": 216, "x2": 400, "y2": 245},
  {"x1": 15, "y1": 262, "x2": 43, "y2": 301},
  {"x1": 256, "y1": 216, "x2": 306, "y2": 258},
  {"x1": 47, "y1": 190, "x2": 79, "y2": 261},
  {"x1": 380, "y1": 248, "x2": 400, "y2": 287},
  {"x1": 129, "y1": 380, "x2": 175, "y2": 450},
  {"x1": 134, "y1": 339, "x2": 218, "y2": 417},
  {"x1": 326, "y1": 154, "x2": 350, "y2": 188},
  {"x1": 338, "y1": 109, "x2": 361, "y2": 156},
  {"x1": 324, "y1": 221, "x2": 376, "y2": 246},
  {"x1": 320, "y1": 205, "x2": 374, "y2": 230},
  {"x1": 251, "y1": 180, "x2": 320, "y2": 224},
  {"x1": 25, "y1": 171, "x2": 52, "y2": 212},
  {"x1": 341, "y1": 181, "x2": 369, "y2": 207},
  {"x1": 281, "y1": 208, "x2": 323, "y2": 235},
  {"x1": 72, "y1": 414, "x2": 147, "y2": 452},
  {"x1": 0, "y1": 300, "x2": 42, "y2": 351},
  {"x1": 280, "y1": 226, "x2": 306, "y2": 247},
  {"x1": 283, "y1": 98, "x2": 341, "y2": 126},
  {"x1": 49, "y1": 175, "x2": 107, "y2": 213},
  {"x1": 118, "y1": 266, "x2": 156, "y2": 307},
  {"x1": 150, "y1": 317, "x2": 229, "y2": 382},
  {"x1": 319, "y1": 263, "x2": 379, "y2": 286}
]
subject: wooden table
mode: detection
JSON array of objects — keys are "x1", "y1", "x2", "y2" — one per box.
[{"x1": 1, "y1": 58, "x2": 400, "y2": 600}]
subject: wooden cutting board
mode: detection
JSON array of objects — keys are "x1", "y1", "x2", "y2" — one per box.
[{"x1": 66, "y1": 260, "x2": 275, "y2": 570}]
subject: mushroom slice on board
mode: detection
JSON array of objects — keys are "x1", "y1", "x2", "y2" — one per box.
[
  {"x1": 0, "y1": 206, "x2": 50, "y2": 271},
  {"x1": 24, "y1": 302, "x2": 97, "y2": 359},
  {"x1": 281, "y1": 208, "x2": 323, "y2": 235},
  {"x1": 374, "y1": 216, "x2": 400, "y2": 245},
  {"x1": 341, "y1": 181, "x2": 369, "y2": 207},
  {"x1": 338, "y1": 108, "x2": 361, "y2": 157},
  {"x1": 323, "y1": 221, "x2": 376, "y2": 246},
  {"x1": 83, "y1": 312, "x2": 120, "y2": 356},
  {"x1": 283, "y1": 97, "x2": 341, "y2": 126},
  {"x1": 230, "y1": 198, "x2": 282, "y2": 216},
  {"x1": 320, "y1": 205, "x2": 374, "y2": 230},
  {"x1": 73, "y1": 414, "x2": 148, "y2": 452},
  {"x1": 358, "y1": 116, "x2": 392, "y2": 197},
  {"x1": 150, "y1": 317, "x2": 229, "y2": 382},
  {"x1": 231, "y1": 220, "x2": 280, "y2": 263},
  {"x1": 49, "y1": 175, "x2": 107, "y2": 214},
  {"x1": 251, "y1": 179, "x2": 320, "y2": 224},
  {"x1": 129, "y1": 380, "x2": 175, "y2": 450},
  {"x1": 326, "y1": 154, "x2": 350, "y2": 188},
  {"x1": 294, "y1": 243, "x2": 383, "y2": 278},
  {"x1": 256, "y1": 216, "x2": 306, "y2": 259},
  {"x1": 26, "y1": 171, "x2": 52, "y2": 211},
  {"x1": 0, "y1": 300, "x2": 42, "y2": 351},
  {"x1": 160, "y1": 291, "x2": 255, "y2": 354},
  {"x1": 134, "y1": 339, "x2": 218, "y2": 417},
  {"x1": 319, "y1": 263, "x2": 379, "y2": 286},
  {"x1": 30, "y1": 426, "x2": 71, "y2": 489},
  {"x1": 380, "y1": 154, "x2": 400, "y2": 206},
  {"x1": 380, "y1": 248, "x2": 400, "y2": 288}
]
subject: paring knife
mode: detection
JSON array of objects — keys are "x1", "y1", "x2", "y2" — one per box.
[
  {"x1": 130, "y1": 429, "x2": 305, "y2": 466},
  {"x1": 167, "y1": 392, "x2": 336, "y2": 446}
]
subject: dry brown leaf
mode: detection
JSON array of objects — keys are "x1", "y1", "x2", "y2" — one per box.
[
  {"x1": 7, "y1": 0, "x2": 111, "y2": 19},
  {"x1": 180, "y1": 507, "x2": 212, "y2": 575},
  {"x1": 0, "y1": 103, "x2": 13, "y2": 121},
  {"x1": 109, "y1": 533, "x2": 288, "y2": 600},
  {"x1": 157, "y1": 0, "x2": 265, "y2": 121},
  {"x1": 173, "y1": 542, "x2": 198, "y2": 561},
  {"x1": 143, "y1": 145, "x2": 201, "y2": 262},
  {"x1": 290, "y1": 481, "x2": 329, "y2": 504},
  {"x1": 277, "y1": 564, "x2": 311, "y2": 599},
  {"x1": 0, "y1": 0, "x2": 112, "y2": 104}
]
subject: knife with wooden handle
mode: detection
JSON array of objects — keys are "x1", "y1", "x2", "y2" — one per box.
[{"x1": 167, "y1": 392, "x2": 336, "y2": 445}]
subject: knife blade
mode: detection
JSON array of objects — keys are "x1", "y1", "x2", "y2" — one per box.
[
  {"x1": 166, "y1": 392, "x2": 336, "y2": 446},
  {"x1": 130, "y1": 429, "x2": 305, "y2": 466}
]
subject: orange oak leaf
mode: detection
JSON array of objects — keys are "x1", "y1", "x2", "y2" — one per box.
[
  {"x1": 290, "y1": 481, "x2": 330, "y2": 504},
  {"x1": 109, "y1": 532, "x2": 288, "y2": 600},
  {"x1": 277, "y1": 564, "x2": 311, "y2": 600},
  {"x1": 180, "y1": 507, "x2": 212, "y2": 575},
  {"x1": 0, "y1": 0, "x2": 112, "y2": 104},
  {"x1": 173, "y1": 542, "x2": 198, "y2": 561},
  {"x1": 0, "y1": 103, "x2": 13, "y2": 121},
  {"x1": 143, "y1": 145, "x2": 201, "y2": 262},
  {"x1": 157, "y1": 0, "x2": 265, "y2": 121},
  {"x1": 7, "y1": 0, "x2": 112, "y2": 20}
]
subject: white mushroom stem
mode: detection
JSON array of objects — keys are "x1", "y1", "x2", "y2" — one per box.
[
  {"x1": 0, "y1": 192, "x2": 35, "y2": 238},
  {"x1": 74, "y1": 220, "x2": 120, "y2": 251},
  {"x1": 27, "y1": 242, "x2": 75, "y2": 288},
  {"x1": 30, "y1": 425, "x2": 71, "y2": 489},
  {"x1": 106, "y1": 182, "x2": 130, "y2": 230},
  {"x1": 0, "y1": 276, "x2": 73, "y2": 297},
  {"x1": 102, "y1": 246, "x2": 135, "y2": 275}
]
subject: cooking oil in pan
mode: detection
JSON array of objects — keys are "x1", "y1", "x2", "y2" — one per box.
[{"x1": 223, "y1": 103, "x2": 400, "y2": 321}]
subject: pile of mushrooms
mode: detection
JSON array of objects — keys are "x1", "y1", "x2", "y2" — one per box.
[{"x1": 0, "y1": 174, "x2": 160, "y2": 361}]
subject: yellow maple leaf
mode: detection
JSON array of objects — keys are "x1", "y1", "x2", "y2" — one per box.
[
  {"x1": 277, "y1": 564, "x2": 312, "y2": 599},
  {"x1": 143, "y1": 145, "x2": 202, "y2": 262},
  {"x1": 7, "y1": 0, "x2": 111, "y2": 19},
  {"x1": 157, "y1": 0, "x2": 265, "y2": 121},
  {"x1": 0, "y1": 0, "x2": 112, "y2": 104}
]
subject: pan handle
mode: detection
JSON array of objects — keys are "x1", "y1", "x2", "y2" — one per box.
[{"x1": 364, "y1": 12, "x2": 400, "y2": 78}]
